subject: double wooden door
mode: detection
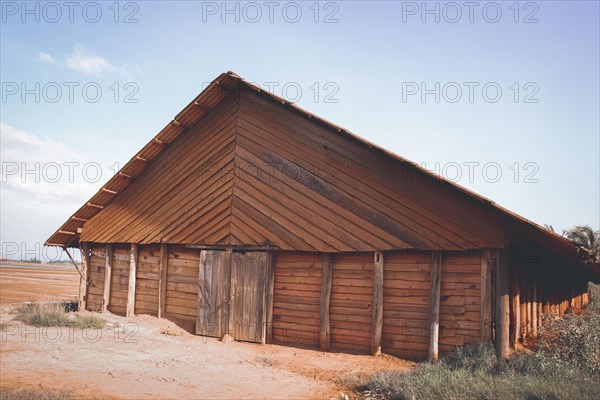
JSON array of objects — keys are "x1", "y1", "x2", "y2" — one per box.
[{"x1": 196, "y1": 250, "x2": 269, "y2": 343}]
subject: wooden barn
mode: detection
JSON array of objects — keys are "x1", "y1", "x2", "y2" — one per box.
[{"x1": 46, "y1": 71, "x2": 599, "y2": 361}]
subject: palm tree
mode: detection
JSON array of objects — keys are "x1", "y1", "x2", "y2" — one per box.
[
  {"x1": 563, "y1": 225, "x2": 600, "y2": 262},
  {"x1": 544, "y1": 224, "x2": 555, "y2": 233}
]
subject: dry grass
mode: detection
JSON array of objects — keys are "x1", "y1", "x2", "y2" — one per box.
[
  {"x1": 355, "y1": 283, "x2": 600, "y2": 400},
  {"x1": 0, "y1": 388, "x2": 71, "y2": 400},
  {"x1": 12, "y1": 301, "x2": 105, "y2": 329}
]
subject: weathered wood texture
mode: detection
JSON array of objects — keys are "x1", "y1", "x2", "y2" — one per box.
[
  {"x1": 102, "y1": 244, "x2": 113, "y2": 313},
  {"x1": 438, "y1": 251, "x2": 482, "y2": 352},
  {"x1": 107, "y1": 244, "x2": 129, "y2": 315},
  {"x1": 80, "y1": 96, "x2": 239, "y2": 246},
  {"x1": 272, "y1": 252, "x2": 322, "y2": 347},
  {"x1": 127, "y1": 244, "x2": 138, "y2": 318},
  {"x1": 197, "y1": 250, "x2": 229, "y2": 338},
  {"x1": 134, "y1": 245, "x2": 161, "y2": 317},
  {"x1": 158, "y1": 243, "x2": 168, "y2": 318},
  {"x1": 372, "y1": 252, "x2": 384, "y2": 356},
  {"x1": 382, "y1": 251, "x2": 431, "y2": 360},
  {"x1": 330, "y1": 253, "x2": 374, "y2": 353},
  {"x1": 495, "y1": 249, "x2": 510, "y2": 359},
  {"x1": 79, "y1": 243, "x2": 89, "y2": 311},
  {"x1": 428, "y1": 251, "x2": 442, "y2": 361},
  {"x1": 165, "y1": 245, "x2": 200, "y2": 331},
  {"x1": 79, "y1": 84, "x2": 507, "y2": 251},
  {"x1": 230, "y1": 251, "x2": 268, "y2": 343},
  {"x1": 320, "y1": 254, "x2": 333, "y2": 351}
]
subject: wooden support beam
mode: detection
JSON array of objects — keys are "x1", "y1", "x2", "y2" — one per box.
[
  {"x1": 371, "y1": 251, "x2": 384, "y2": 356},
  {"x1": 495, "y1": 249, "x2": 510, "y2": 360},
  {"x1": 319, "y1": 254, "x2": 333, "y2": 351},
  {"x1": 102, "y1": 244, "x2": 113, "y2": 313},
  {"x1": 71, "y1": 216, "x2": 89, "y2": 222},
  {"x1": 58, "y1": 230, "x2": 76, "y2": 235},
  {"x1": 87, "y1": 202, "x2": 104, "y2": 209},
  {"x1": 118, "y1": 171, "x2": 132, "y2": 179},
  {"x1": 101, "y1": 188, "x2": 117, "y2": 195},
  {"x1": 79, "y1": 243, "x2": 89, "y2": 311},
  {"x1": 135, "y1": 155, "x2": 148, "y2": 162},
  {"x1": 480, "y1": 250, "x2": 493, "y2": 340},
  {"x1": 126, "y1": 244, "x2": 138, "y2": 318},
  {"x1": 157, "y1": 244, "x2": 169, "y2": 319},
  {"x1": 428, "y1": 251, "x2": 442, "y2": 361},
  {"x1": 265, "y1": 252, "x2": 275, "y2": 344},
  {"x1": 532, "y1": 268, "x2": 538, "y2": 337},
  {"x1": 510, "y1": 262, "x2": 520, "y2": 348}
]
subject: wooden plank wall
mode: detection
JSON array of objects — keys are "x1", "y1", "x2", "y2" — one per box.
[
  {"x1": 438, "y1": 252, "x2": 481, "y2": 352},
  {"x1": 135, "y1": 245, "x2": 160, "y2": 316},
  {"x1": 511, "y1": 257, "x2": 590, "y2": 346},
  {"x1": 330, "y1": 253, "x2": 374, "y2": 353},
  {"x1": 382, "y1": 252, "x2": 431, "y2": 360},
  {"x1": 108, "y1": 245, "x2": 130, "y2": 315},
  {"x1": 165, "y1": 245, "x2": 200, "y2": 331},
  {"x1": 83, "y1": 243, "x2": 592, "y2": 360},
  {"x1": 86, "y1": 246, "x2": 106, "y2": 312},
  {"x1": 272, "y1": 252, "x2": 322, "y2": 347}
]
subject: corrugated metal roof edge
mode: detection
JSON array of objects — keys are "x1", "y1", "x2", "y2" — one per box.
[{"x1": 45, "y1": 71, "x2": 597, "y2": 269}]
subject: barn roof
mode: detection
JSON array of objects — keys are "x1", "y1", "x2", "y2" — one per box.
[{"x1": 45, "y1": 71, "x2": 596, "y2": 266}]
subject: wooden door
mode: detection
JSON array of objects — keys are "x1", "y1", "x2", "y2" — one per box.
[
  {"x1": 230, "y1": 251, "x2": 268, "y2": 343},
  {"x1": 196, "y1": 250, "x2": 268, "y2": 343},
  {"x1": 196, "y1": 250, "x2": 231, "y2": 338}
]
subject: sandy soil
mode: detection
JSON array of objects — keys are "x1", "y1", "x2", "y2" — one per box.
[
  {"x1": 0, "y1": 264, "x2": 79, "y2": 304},
  {"x1": 0, "y1": 267, "x2": 413, "y2": 399}
]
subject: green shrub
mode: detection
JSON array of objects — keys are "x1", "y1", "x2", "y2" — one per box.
[
  {"x1": 358, "y1": 282, "x2": 600, "y2": 400},
  {"x1": 12, "y1": 302, "x2": 105, "y2": 329}
]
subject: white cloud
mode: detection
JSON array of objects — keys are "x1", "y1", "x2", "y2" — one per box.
[
  {"x1": 0, "y1": 123, "x2": 103, "y2": 206},
  {"x1": 37, "y1": 52, "x2": 58, "y2": 64},
  {"x1": 37, "y1": 44, "x2": 137, "y2": 77}
]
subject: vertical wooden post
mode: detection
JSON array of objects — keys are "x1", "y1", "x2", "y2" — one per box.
[
  {"x1": 428, "y1": 251, "x2": 442, "y2": 361},
  {"x1": 532, "y1": 268, "x2": 538, "y2": 337},
  {"x1": 264, "y1": 252, "x2": 275, "y2": 344},
  {"x1": 510, "y1": 264, "x2": 520, "y2": 348},
  {"x1": 126, "y1": 244, "x2": 138, "y2": 318},
  {"x1": 319, "y1": 253, "x2": 333, "y2": 351},
  {"x1": 480, "y1": 250, "x2": 493, "y2": 340},
  {"x1": 226, "y1": 249, "x2": 236, "y2": 338},
  {"x1": 371, "y1": 251, "x2": 384, "y2": 356},
  {"x1": 102, "y1": 244, "x2": 113, "y2": 313},
  {"x1": 79, "y1": 243, "x2": 89, "y2": 312},
  {"x1": 495, "y1": 249, "x2": 510, "y2": 360},
  {"x1": 157, "y1": 244, "x2": 169, "y2": 318}
]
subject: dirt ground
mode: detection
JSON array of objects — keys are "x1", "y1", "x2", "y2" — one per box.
[
  {"x1": 0, "y1": 266, "x2": 413, "y2": 399},
  {"x1": 0, "y1": 263, "x2": 79, "y2": 304}
]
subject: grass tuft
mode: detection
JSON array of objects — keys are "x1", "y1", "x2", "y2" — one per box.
[
  {"x1": 0, "y1": 388, "x2": 71, "y2": 400},
  {"x1": 12, "y1": 302, "x2": 105, "y2": 329}
]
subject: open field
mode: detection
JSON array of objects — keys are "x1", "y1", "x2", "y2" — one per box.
[
  {"x1": 0, "y1": 308, "x2": 412, "y2": 399},
  {"x1": 0, "y1": 264, "x2": 79, "y2": 304}
]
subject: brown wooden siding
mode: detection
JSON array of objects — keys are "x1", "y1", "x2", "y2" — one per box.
[
  {"x1": 330, "y1": 253, "x2": 374, "y2": 353},
  {"x1": 438, "y1": 252, "x2": 481, "y2": 351},
  {"x1": 80, "y1": 95, "x2": 238, "y2": 245},
  {"x1": 135, "y1": 245, "x2": 160, "y2": 316},
  {"x1": 382, "y1": 252, "x2": 431, "y2": 360},
  {"x1": 86, "y1": 246, "x2": 106, "y2": 312},
  {"x1": 108, "y1": 245, "x2": 129, "y2": 315},
  {"x1": 164, "y1": 246, "x2": 199, "y2": 332},
  {"x1": 272, "y1": 252, "x2": 321, "y2": 347}
]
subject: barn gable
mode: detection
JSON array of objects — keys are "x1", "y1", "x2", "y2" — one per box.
[
  {"x1": 47, "y1": 71, "x2": 590, "y2": 263},
  {"x1": 65, "y1": 80, "x2": 511, "y2": 252}
]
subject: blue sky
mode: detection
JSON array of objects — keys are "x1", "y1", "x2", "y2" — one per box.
[{"x1": 1, "y1": 0, "x2": 599, "y2": 261}]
